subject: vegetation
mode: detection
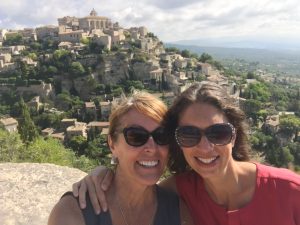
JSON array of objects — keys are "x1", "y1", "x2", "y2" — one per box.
[{"x1": 0, "y1": 30, "x2": 299, "y2": 173}]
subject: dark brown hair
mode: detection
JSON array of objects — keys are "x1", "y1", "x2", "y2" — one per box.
[{"x1": 164, "y1": 82, "x2": 251, "y2": 173}]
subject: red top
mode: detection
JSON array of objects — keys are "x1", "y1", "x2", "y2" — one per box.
[{"x1": 176, "y1": 163, "x2": 300, "y2": 225}]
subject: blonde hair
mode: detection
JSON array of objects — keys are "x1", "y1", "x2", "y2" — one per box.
[{"x1": 109, "y1": 91, "x2": 167, "y2": 141}]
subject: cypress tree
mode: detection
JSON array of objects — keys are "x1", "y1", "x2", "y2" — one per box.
[{"x1": 17, "y1": 97, "x2": 39, "y2": 144}]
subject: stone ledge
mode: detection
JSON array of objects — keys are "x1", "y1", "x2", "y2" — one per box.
[{"x1": 0, "y1": 163, "x2": 86, "y2": 225}]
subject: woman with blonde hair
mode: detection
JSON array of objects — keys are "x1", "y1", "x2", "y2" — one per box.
[{"x1": 48, "y1": 91, "x2": 192, "y2": 225}]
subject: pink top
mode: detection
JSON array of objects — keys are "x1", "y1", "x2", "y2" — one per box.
[{"x1": 176, "y1": 163, "x2": 300, "y2": 225}]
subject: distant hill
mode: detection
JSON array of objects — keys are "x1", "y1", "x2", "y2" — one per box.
[{"x1": 165, "y1": 43, "x2": 300, "y2": 76}]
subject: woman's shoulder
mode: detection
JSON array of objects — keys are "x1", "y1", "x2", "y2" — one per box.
[
  {"x1": 48, "y1": 192, "x2": 85, "y2": 225},
  {"x1": 255, "y1": 163, "x2": 300, "y2": 186}
]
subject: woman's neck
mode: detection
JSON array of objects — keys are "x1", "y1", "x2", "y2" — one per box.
[
  {"x1": 107, "y1": 167, "x2": 158, "y2": 225},
  {"x1": 203, "y1": 161, "x2": 256, "y2": 210},
  {"x1": 108, "y1": 167, "x2": 156, "y2": 208}
]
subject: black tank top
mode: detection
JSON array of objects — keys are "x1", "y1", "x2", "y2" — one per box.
[{"x1": 62, "y1": 185, "x2": 181, "y2": 225}]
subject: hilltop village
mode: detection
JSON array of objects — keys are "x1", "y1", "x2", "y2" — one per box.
[{"x1": 0, "y1": 9, "x2": 299, "y2": 171}]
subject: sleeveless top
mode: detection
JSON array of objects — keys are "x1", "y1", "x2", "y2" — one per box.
[{"x1": 62, "y1": 185, "x2": 181, "y2": 225}]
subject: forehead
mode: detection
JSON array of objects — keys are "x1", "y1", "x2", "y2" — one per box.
[
  {"x1": 179, "y1": 102, "x2": 228, "y2": 126},
  {"x1": 119, "y1": 109, "x2": 160, "y2": 129}
]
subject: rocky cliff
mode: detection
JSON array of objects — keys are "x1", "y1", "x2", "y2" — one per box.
[{"x1": 0, "y1": 163, "x2": 87, "y2": 225}]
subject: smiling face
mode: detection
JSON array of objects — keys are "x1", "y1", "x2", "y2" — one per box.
[
  {"x1": 178, "y1": 102, "x2": 236, "y2": 180},
  {"x1": 109, "y1": 109, "x2": 169, "y2": 186}
]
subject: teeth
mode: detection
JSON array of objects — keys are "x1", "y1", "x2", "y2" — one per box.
[
  {"x1": 196, "y1": 157, "x2": 217, "y2": 164},
  {"x1": 138, "y1": 161, "x2": 158, "y2": 167}
]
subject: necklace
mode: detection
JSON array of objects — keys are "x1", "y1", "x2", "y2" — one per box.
[{"x1": 116, "y1": 197, "x2": 157, "y2": 225}]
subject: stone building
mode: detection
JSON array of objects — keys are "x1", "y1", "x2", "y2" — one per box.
[
  {"x1": 58, "y1": 29, "x2": 88, "y2": 43},
  {"x1": 99, "y1": 101, "x2": 112, "y2": 120},
  {"x1": 78, "y1": 9, "x2": 112, "y2": 32},
  {"x1": 0, "y1": 117, "x2": 18, "y2": 132},
  {"x1": 36, "y1": 25, "x2": 59, "y2": 40},
  {"x1": 58, "y1": 16, "x2": 79, "y2": 29},
  {"x1": 66, "y1": 122, "x2": 87, "y2": 139}
]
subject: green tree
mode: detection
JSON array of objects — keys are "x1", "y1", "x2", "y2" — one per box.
[
  {"x1": 70, "y1": 62, "x2": 86, "y2": 77},
  {"x1": 280, "y1": 147, "x2": 294, "y2": 167},
  {"x1": 17, "y1": 98, "x2": 39, "y2": 144},
  {"x1": 280, "y1": 115, "x2": 300, "y2": 140},
  {"x1": 181, "y1": 49, "x2": 191, "y2": 58},
  {"x1": 86, "y1": 135, "x2": 111, "y2": 166},
  {"x1": 0, "y1": 129, "x2": 24, "y2": 162},
  {"x1": 199, "y1": 53, "x2": 213, "y2": 63},
  {"x1": 3, "y1": 33, "x2": 23, "y2": 46},
  {"x1": 20, "y1": 137, "x2": 75, "y2": 166},
  {"x1": 47, "y1": 65, "x2": 58, "y2": 75},
  {"x1": 246, "y1": 72, "x2": 256, "y2": 79},
  {"x1": 34, "y1": 113, "x2": 63, "y2": 130},
  {"x1": 243, "y1": 99, "x2": 262, "y2": 124},
  {"x1": 67, "y1": 135, "x2": 88, "y2": 156},
  {"x1": 20, "y1": 61, "x2": 30, "y2": 81},
  {"x1": 53, "y1": 49, "x2": 73, "y2": 70},
  {"x1": 80, "y1": 37, "x2": 90, "y2": 45},
  {"x1": 165, "y1": 47, "x2": 180, "y2": 54},
  {"x1": 242, "y1": 82, "x2": 271, "y2": 102}
]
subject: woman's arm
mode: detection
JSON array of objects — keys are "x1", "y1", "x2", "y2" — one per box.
[
  {"x1": 48, "y1": 195, "x2": 85, "y2": 225},
  {"x1": 72, "y1": 166, "x2": 113, "y2": 213},
  {"x1": 72, "y1": 167, "x2": 179, "y2": 214}
]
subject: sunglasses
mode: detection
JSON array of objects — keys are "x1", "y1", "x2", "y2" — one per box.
[
  {"x1": 175, "y1": 123, "x2": 235, "y2": 148},
  {"x1": 122, "y1": 126, "x2": 170, "y2": 147}
]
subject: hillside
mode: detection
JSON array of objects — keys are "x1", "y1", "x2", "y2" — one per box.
[{"x1": 165, "y1": 43, "x2": 300, "y2": 76}]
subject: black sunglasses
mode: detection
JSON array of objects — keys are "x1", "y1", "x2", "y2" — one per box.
[
  {"x1": 175, "y1": 123, "x2": 235, "y2": 148},
  {"x1": 122, "y1": 126, "x2": 170, "y2": 147}
]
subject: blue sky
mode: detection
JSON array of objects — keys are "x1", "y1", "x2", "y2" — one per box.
[{"x1": 1, "y1": 0, "x2": 300, "y2": 48}]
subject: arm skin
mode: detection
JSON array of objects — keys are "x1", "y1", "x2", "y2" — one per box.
[
  {"x1": 73, "y1": 166, "x2": 179, "y2": 212},
  {"x1": 72, "y1": 166, "x2": 114, "y2": 214},
  {"x1": 48, "y1": 195, "x2": 85, "y2": 225}
]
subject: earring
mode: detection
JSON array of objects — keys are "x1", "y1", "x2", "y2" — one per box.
[{"x1": 111, "y1": 155, "x2": 119, "y2": 165}]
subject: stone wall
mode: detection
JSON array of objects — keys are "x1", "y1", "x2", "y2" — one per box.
[{"x1": 0, "y1": 163, "x2": 86, "y2": 225}]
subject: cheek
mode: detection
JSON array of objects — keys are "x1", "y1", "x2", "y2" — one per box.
[{"x1": 159, "y1": 147, "x2": 169, "y2": 161}]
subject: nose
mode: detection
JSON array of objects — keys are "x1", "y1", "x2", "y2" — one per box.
[
  {"x1": 196, "y1": 135, "x2": 214, "y2": 152},
  {"x1": 143, "y1": 136, "x2": 158, "y2": 152}
]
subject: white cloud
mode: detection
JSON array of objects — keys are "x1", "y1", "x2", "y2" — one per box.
[{"x1": 0, "y1": 0, "x2": 300, "y2": 44}]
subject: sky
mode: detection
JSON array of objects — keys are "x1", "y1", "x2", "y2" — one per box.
[{"x1": 1, "y1": 0, "x2": 300, "y2": 49}]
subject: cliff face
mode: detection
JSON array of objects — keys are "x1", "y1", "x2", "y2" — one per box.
[{"x1": 0, "y1": 163, "x2": 86, "y2": 225}]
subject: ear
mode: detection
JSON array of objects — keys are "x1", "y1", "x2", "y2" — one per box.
[
  {"x1": 108, "y1": 135, "x2": 117, "y2": 156},
  {"x1": 108, "y1": 135, "x2": 114, "y2": 150},
  {"x1": 231, "y1": 132, "x2": 236, "y2": 148}
]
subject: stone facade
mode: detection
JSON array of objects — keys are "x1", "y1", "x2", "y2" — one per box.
[
  {"x1": 58, "y1": 30, "x2": 88, "y2": 43},
  {"x1": 0, "y1": 117, "x2": 18, "y2": 132},
  {"x1": 36, "y1": 26, "x2": 59, "y2": 40},
  {"x1": 79, "y1": 10, "x2": 112, "y2": 31},
  {"x1": 16, "y1": 82, "x2": 54, "y2": 98}
]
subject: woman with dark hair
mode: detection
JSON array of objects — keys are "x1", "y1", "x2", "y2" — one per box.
[{"x1": 73, "y1": 82, "x2": 300, "y2": 225}]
